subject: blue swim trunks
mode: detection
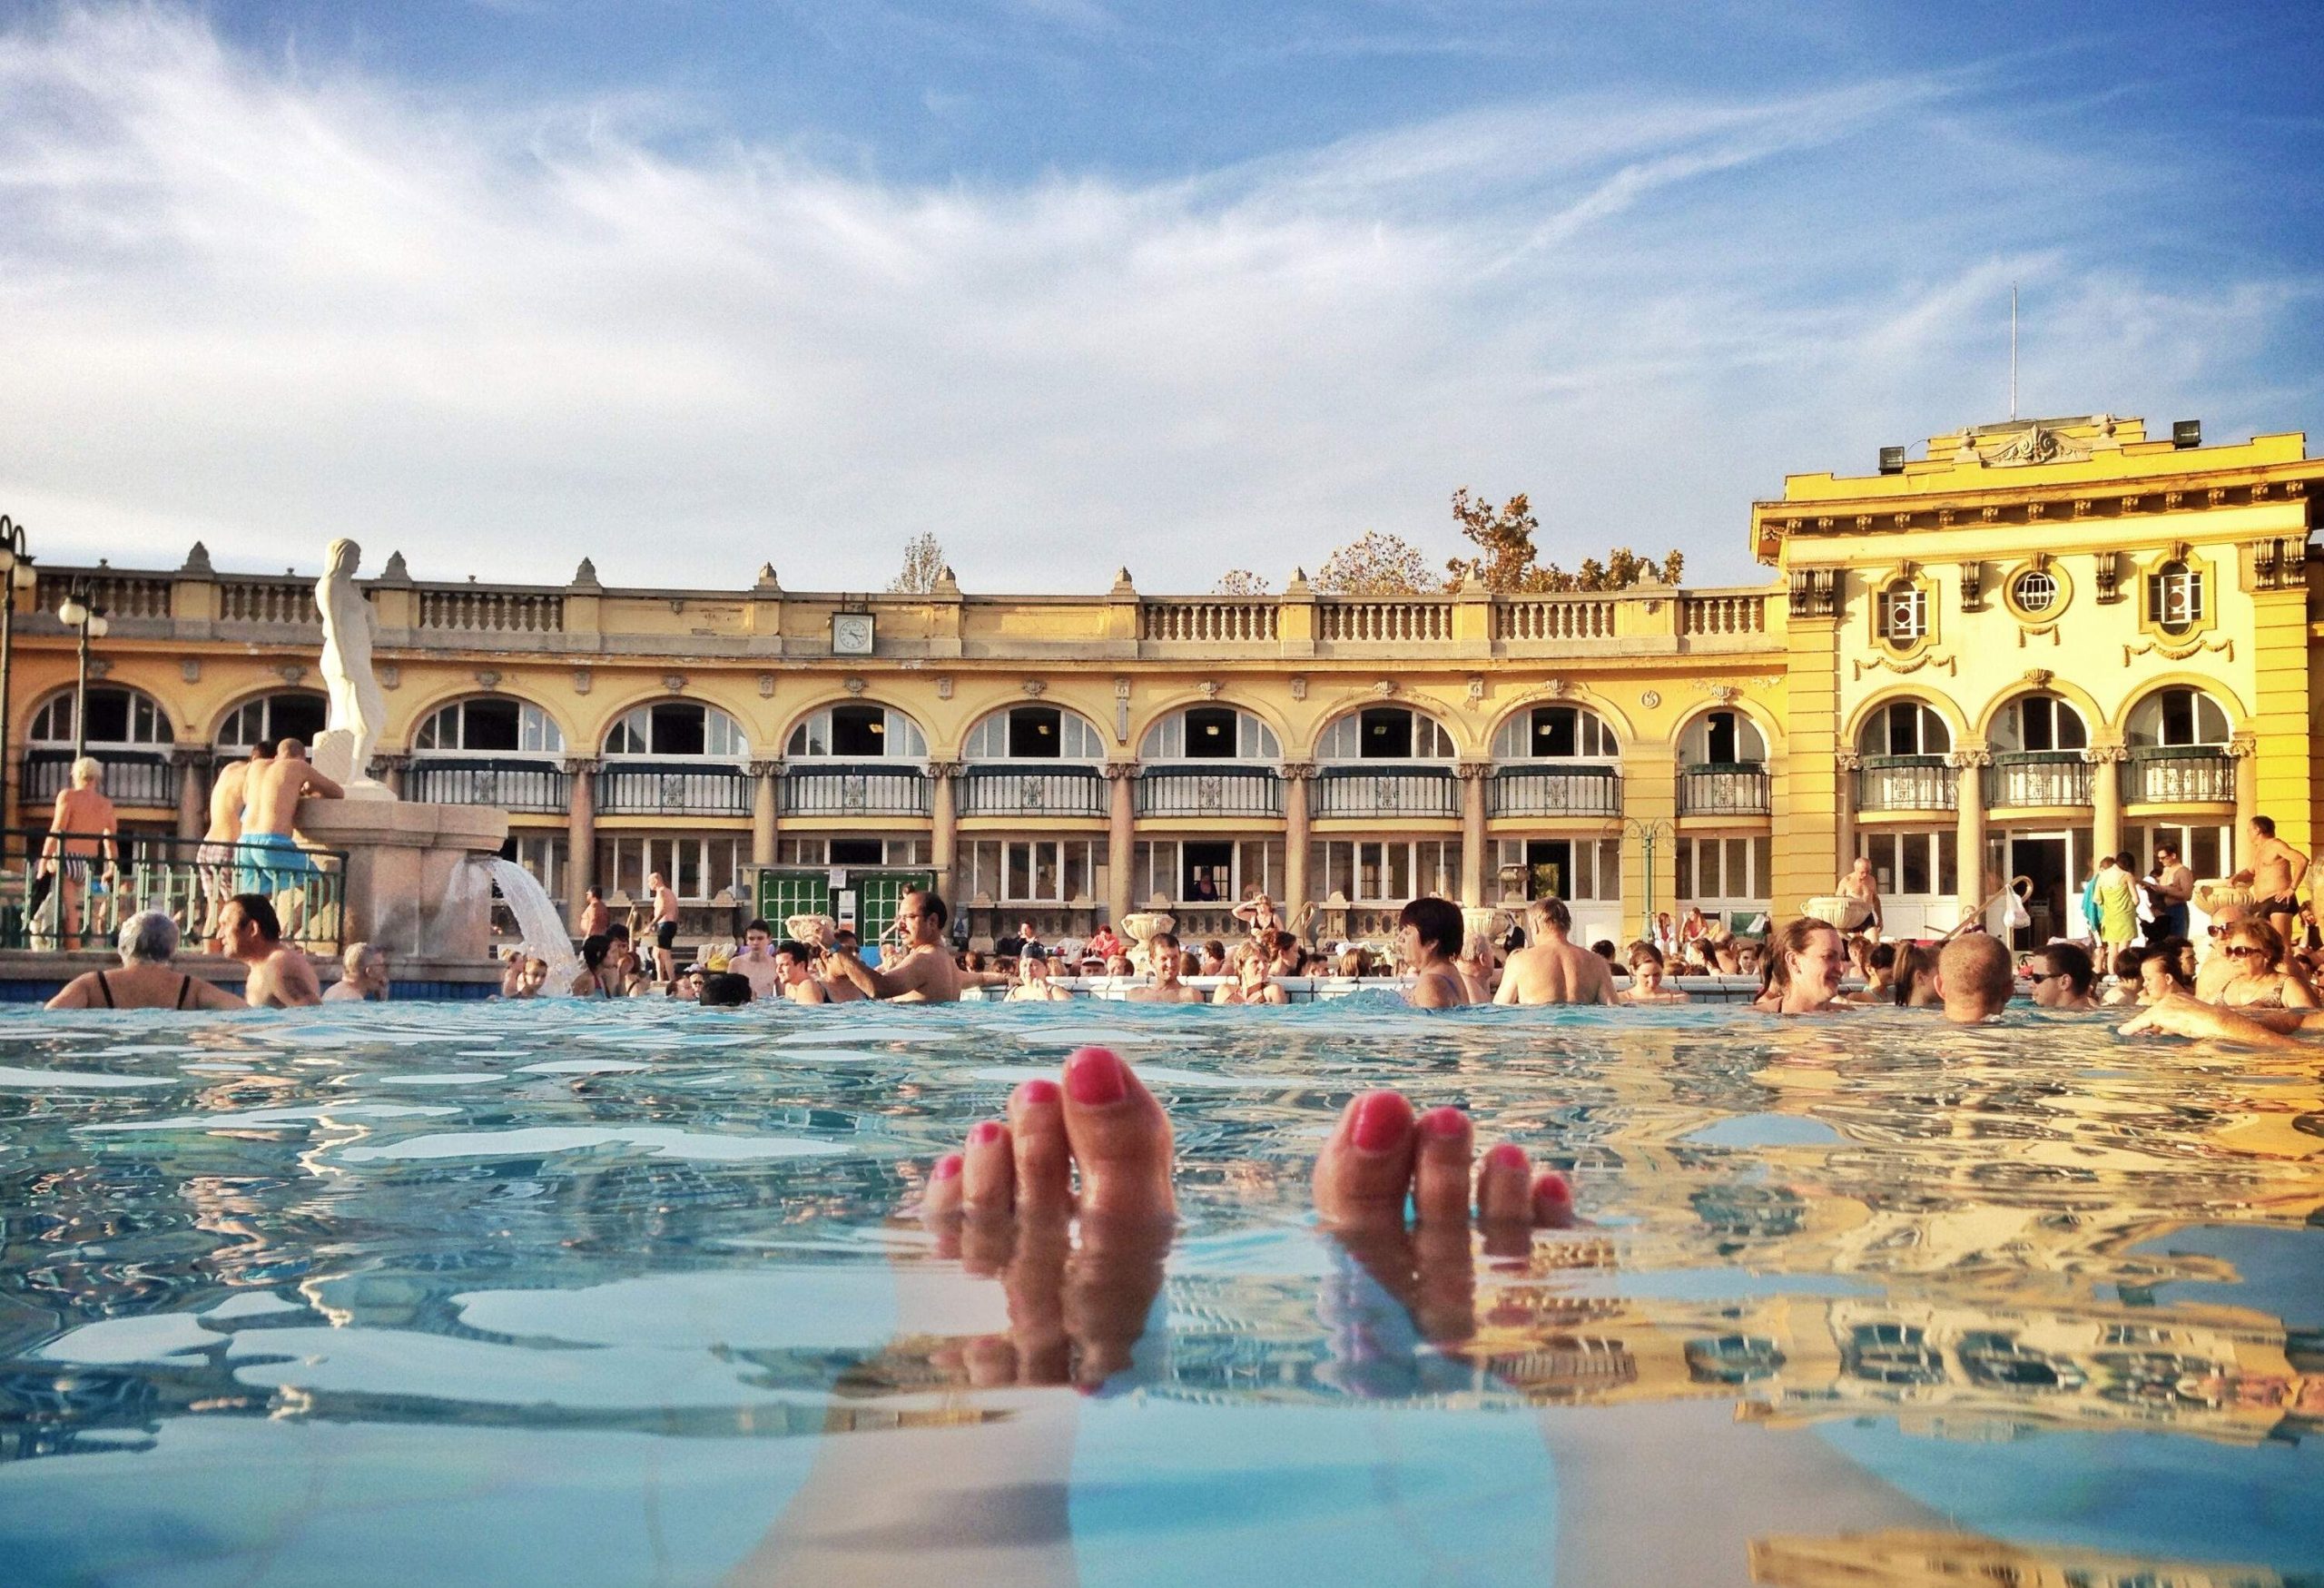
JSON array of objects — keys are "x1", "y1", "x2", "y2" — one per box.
[{"x1": 238, "y1": 833, "x2": 319, "y2": 894}]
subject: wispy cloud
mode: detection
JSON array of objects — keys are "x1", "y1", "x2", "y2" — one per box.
[{"x1": 0, "y1": 5, "x2": 2313, "y2": 593}]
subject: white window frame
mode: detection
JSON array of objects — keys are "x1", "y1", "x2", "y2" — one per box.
[
  {"x1": 785, "y1": 705, "x2": 930, "y2": 760},
  {"x1": 598, "y1": 833, "x2": 748, "y2": 902},
  {"x1": 962, "y1": 837, "x2": 1106, "y2": 903},
  {"x1": 1138, "y1": 707, "x2": 1281, "y2": 762},
  {"x1": 603, "y1": 702, "x2": 749, "y2": 760},
  {"x1": 29, "y1": 686, "x2": 174, "y2": 747},
  {"x1": 964, "y1": 706, "x2": 1107, "y2": 764},
  {"x1": 1317, "y1": 708, "x2": 1458, "y2": 764},
  {"x1": 415, "y1": 696, "x2": 566, "y2": 755},
  {"x1": 1311, "y1": 838, "x2": 1462, "y2": 904},
  {"x1": 1878, "y1": 581, "x2": 1926, "y2": 644}
]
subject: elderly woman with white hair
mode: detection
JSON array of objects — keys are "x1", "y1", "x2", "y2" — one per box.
[
  {"x1": 45, "y1": 910, "x2": 246, "y2": 1011},
  {"x1": 39, "y1": 754, "x2": 119, "y2": 951}
]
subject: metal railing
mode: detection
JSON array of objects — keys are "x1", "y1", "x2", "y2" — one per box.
[
  {"x1": 1855, "y1": 755, "x2": 1957, "y2": 813},
  {"x1": 404, "y1": 756, "x2": 573, "y2": 814},
  {"x1": 781, "y1": 764, "x2": 932, "y2": 816},
  {"x1": 1312, "y1": 766, "x2": 1460, "y2": 818},
  {"x1": 1488, "y1": 764, "x2": 1621, "y2": 818},
  {"x1": 960, "y1": 767, "x2": 1107, "y2": 818},
  {"x1": 1984, "y1": 751, "x2": 2093, "y2": 809},
  {"x1": 23, "y1": 748, "x2": 181, "y2": 809},
  {"x1": 596, "y1": 762, "x2": 753, "y2": 816},
  {"x1": 1678, "y1": 763, "x2": 1770, "y2": 816},
  {"x1": 1136, "y1": 765, "x2": 1285, "y2": 818},
  {"x1": 2125, "y1": 747, "x2": 2234, "y2": 804},
  {"x1": 0, "y1": 827, "x2": 345, "y2": 953}
]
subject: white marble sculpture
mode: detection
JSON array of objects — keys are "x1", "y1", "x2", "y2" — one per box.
[{"x1": 313, "y1": 538, "x2": 394, "y2": 799}]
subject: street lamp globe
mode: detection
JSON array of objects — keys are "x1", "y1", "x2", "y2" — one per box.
[
  {"x1": 58, "y1": 597, "x2": 86, "y2": 626},
  {"x1": 88, "y1": 614, "x2": 110, "y2": 638}
]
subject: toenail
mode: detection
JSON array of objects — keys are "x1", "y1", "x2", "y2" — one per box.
[
  {"x1": 969, "y1": 1120, "x2": 1005, "y2": 1147},
  {"x1": 1420, "y1": 1107, "x2": 1467, "y2": 1139},
  {"x1": 931, "y1": 1154, "x2": 963, "y2": 1181},
  {"x1": 1533, "y1": 1170, "x2": 1572, "y2": 1203},
  {"x1": 1352, "y1": 1092, "x2": 1411, "y2": 1152},
  {"x1": 1065, "y1": 1047, "x2": 1128, "y2": 1106},
  {"x1": 1486, "y1": 1143, "x2": 1530, "y2": 1173},
  {"x1": 1014, "y1": 1078, "x2": 1063, "y2": 1107}
]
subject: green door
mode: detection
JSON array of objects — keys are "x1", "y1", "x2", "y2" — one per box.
[
  {"x1": 852, "y1": 870, "x2": 935, "y2": 948},
  {"x1": 755, "y1": 869, "x2": 834, "y2": 933}
]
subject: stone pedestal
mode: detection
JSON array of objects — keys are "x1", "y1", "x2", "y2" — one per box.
[{"x1": 294, "y1": 800, "x2": 510, "y2": 962}]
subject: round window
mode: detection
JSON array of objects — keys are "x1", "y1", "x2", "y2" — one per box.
[{"x1": 2012, "y1": 570, "x2": 2057, "y2": 614}]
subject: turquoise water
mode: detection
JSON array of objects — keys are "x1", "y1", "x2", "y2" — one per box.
[{"x1": 2, "y1": 997, "x2": 2320, "y2": 1584}]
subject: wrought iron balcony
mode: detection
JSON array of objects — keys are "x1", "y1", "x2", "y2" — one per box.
[
  {"x1": 1983, "y1": 751, "x2": 2093, "y2": 809},
  {"x1": 1487, "y1": 764, "x2": 1621, "y2": 819},
  {"x1": 596, "y1": 761, "x2": 752, "y2": 816},
  {"x1": 1854, "y1": 755, "x2": 1956, "y2": 813},
  {"x1": 1677, "y1": 763, "x2": 1770, "y2": 817},
  {"x1": 405, "y1": 757, "x2": 572, "y2": 814},
  {"x1": 1136, "y1": 765, "x2": 1284, "y2": 819},
  {"x1": 781, "y1": 764, "x2": 931, "y2": 817},
  {"x1": 960, "y1": 766, "x2": 1106, "y2": 818},
  {"x1": 22, "y1": 749, "x2": 180, "y2": 809},
  {"x1": 2124, "y1": 747, "x2": 2234, "y2": 804},
  {"x1": 1314, "y1": 765, "x2": 1460, "y2": 819}
]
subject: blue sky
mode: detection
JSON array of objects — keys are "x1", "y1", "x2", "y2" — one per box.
[{"x1": 2, "y1": 2, "x2": 2319, "y2": 591}]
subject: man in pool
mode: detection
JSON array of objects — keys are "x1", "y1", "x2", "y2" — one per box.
[
  {"x1": 1125, "y1": 931, "x2": 1205, "y2": 1002},
  {"x1": 2025, "y1": 942, "x2": 2097, "y2": 1012},
  {"x1": 772, "y1": 940, "x2": 827, "y2": 1004},
  {"x1": 1494, "y1": 897, "x2": 1616, "y2": 1005},
  {"x1": 219, "y1": 893, "x2": 322, "y2": 1008},
  {"x1": 1935, "y1": 932, "x2": 2014, "y2": 1022},
  {"x1": 728, "y1": 918, "x2": 783, "y2": 1001},
  {"x1": 825, "y1": 889, "x2": 967, "y2": 1001}
]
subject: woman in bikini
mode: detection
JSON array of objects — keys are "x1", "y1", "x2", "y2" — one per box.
[
  {"x1": 2214, "y1": 921, "x2": 2319, "y2": 1011},
  {"x1": 47, "y1": 911, "x2": 247, "y2": 1011}
]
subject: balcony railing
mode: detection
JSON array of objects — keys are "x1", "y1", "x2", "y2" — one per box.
[
  {"x1": 1488, "y1": 764, "x2": 1622, "y2": 819},
  {"x1": 596, "y1": 761, "x2": 752, "y2": 816},
  {"x1": 1855, "y1": 755, "x2": 1956, "y2": 813},
  {"x1": 22, "y1": 748, "x2": 180, "y2": 809},
  {"x1": 960, "y1": 766, "x2": 1107, "y2": 818},
  {"x1": 1313, "y1": 766, "x2": 1460, "y2": 819},
  {"x1": 782, "y1": 764, "x2": 932, "y2": 817},
  {"x1": 1136, "y1": 765, "x2": 1285, "y2": 818},
  {"x1": 2125, "y1": 747, "x2": 2234, "y2": 804},
  {"x1": 1678, "y1": 763, "x2": 1770, "y2": 816},
  {"x1": 405, "y1": 757, "x2": 572, "y2": 814},
  {"x1": 1984, "y1": 751, "x2": 2093, "y2": 809}
]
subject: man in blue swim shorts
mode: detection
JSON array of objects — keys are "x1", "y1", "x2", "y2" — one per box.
[{"x1": 236, "y1": 736, "x2": 344, "y2": 898}]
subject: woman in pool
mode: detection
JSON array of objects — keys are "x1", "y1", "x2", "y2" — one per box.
[
  {"x1": 1619, "y1": 943, "x2": 1689, "y2": 1004},
  {"x1": 1006, "y1": 948, "x2": 1072, "y2": 1001},
  {"x1": 2214, "y1": 921, "x2": 2319, "y2": 1011},
  {"x1": 1213, "y1": 946, "x2": 1288, "y2": 1005},
  {"x1": 1454, "y1": 932, "x2": 1499, "y2": 1003},
  {"x1": 1397, "y1": 897, "x2": 1472, "y2": 1009},
  {"x1": 46, "y1": 910, "x2": 248, "y2": 1011},
  {"x1": 1891, "y1": 942, "x2": 1943, "y2": 1008},
  {"x1": 1840, "y1": 942, "x2": 1896, "y2": 1004},
  {"x1": 1752, "y1": 918, "x2": 1846, "y2": 1014}
]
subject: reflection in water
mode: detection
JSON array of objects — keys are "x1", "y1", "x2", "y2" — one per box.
[{"x1": 1, "y1": 1000, "x2": 2320, "y2": 1583}]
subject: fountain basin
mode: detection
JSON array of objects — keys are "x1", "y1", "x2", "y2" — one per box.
[{"x1": 295, "y1": 800, "x2": 510, "y2": 966}]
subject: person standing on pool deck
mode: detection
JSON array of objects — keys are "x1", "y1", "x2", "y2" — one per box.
[
  {"x1": 198, "y1": 741, "x2": 269, "y2": 952},
  {"x1": 2230, "y1": 815, "x2": 2309, "y2": 950},
  {"x1": 826, "y1": 890, "x2": 966, "y2": 1001},
  {"x1": 1834, "y1": 855, "x2": 1883, "y2": 937},
  {"x1": 40, "y1": 755, "x2": 119, "y2": 952},
  {"x1": 1494, "y1": 897, "x2": 1616, "y2": 1005},
  {"x1": 2141, "y1": 843, "x2": 2194, "y2": 942},
  {"x1": 219, "y1": 893, "x2": 322, "y2": 1007},
  {"x1": 578, "y1": 884, "x2": 612, "y2": 942},
  {"x1": 646, "y1": 871, "x2": 680, "y2": 982},
  {"x1": 238, "y1": 739, "x2": 342, "y2": 897}
]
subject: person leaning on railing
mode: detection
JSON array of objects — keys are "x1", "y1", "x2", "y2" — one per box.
[{"x1": 46, "y1": 910, "x2": 246, "y2": 1011}]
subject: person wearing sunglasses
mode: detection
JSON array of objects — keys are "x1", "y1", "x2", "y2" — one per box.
[
  {"x1": 2025, "y1": 942, "x2": 2098, "y2": 1011},
  {"x1": 2214, "y1": 921, "x2": 2318, "y2": 1012}
]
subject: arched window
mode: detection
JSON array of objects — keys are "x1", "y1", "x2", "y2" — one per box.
[
  {"x1": 414, "y1": 696, "x2": 565, "y2": 755},
  {"x1": 1990, "y1": 694, "x2": 2089, "y2": 754},
  {"x1": 218, "y1": 691, "x2": 328, "y2": 749},
  {"x1": 1876, "y1": 579, "x2": 1927, "y2": 644},
  {"x1": 786, "y1": 704, "x2": 929, "y2": 759},
  {"x1": 603, "y1": 700, "x2": 748, "y2": 758},
  {"x1": 1857, "y1": 701, "x2": 1951, "y2": 758},
  {"x1": 1492, "y1": 705, "x2": 1619, "y2": 762},
  {"x1": 964, "y1": 705, "x2": 1106, "y2": 762},
  {"x1": 1317, "y1": 706, "x2": 1456, "y2": 763},
  {"x1": 1678, "y1": 708, "x2": 1765, "y2": 766},
  {"x1": 1139, "y1": 706, "x2": 1280, "y2": 761},
  {"x1": 2125, "y1": 687, "x2": 2231, "y2": 749},
  {"x1": 2148, "y1": 560, "x2": 2204, "y2": 636},
  {"x1": 29, "y1": 686, "x2": 174, "y2": 747}
]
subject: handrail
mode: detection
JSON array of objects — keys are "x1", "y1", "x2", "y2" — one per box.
[{"x1": 0, "y1": 825, "x2": 347, "y2": 954}]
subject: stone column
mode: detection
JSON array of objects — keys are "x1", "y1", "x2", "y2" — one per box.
[
  {"x1": 1950, "y1": 747, "x2": 1990, "y2": 923},
  {"x1": 748, "y1": 760, "x2": 781, "y2": 867},
  {"x1": 1103, "y1": 761, "x2": 1137, "y2": 926},
  {"x1": 2090, "y1": 743, "x2": 2126, "y2": 863},
  {"x1": 1456, "y1": 760, "x2": 1490, "y2": 907},
  {"x1": 1833, "y1": 750, "x2": 1861, "y2": 878},
  {"x1": 564, "y1": 756, "x2": 597, "y2": 919},
  {"x1": 929, "y1": 761, "x2": 961, "y2": 902},
  {"x1": 2229, "y1": 733, "x2": 2260, "y2": 843},
  {"x1": 172, "y1": 749, "x2": 213, "y2": 843},
  {"x1": 1283, "y1": 763, "x2": 1315, "y2": 933}
]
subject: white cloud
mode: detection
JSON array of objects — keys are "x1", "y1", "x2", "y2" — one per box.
[{"x1": 0, "y1": 5, "x2": 2313, "y2": 594}]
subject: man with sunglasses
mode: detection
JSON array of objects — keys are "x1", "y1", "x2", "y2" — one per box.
[
  {"x1": 2025, "y1": 942, "x2": 2097, "y2": 1011},
  {"x1": 2140, "y1": 843, "x2": 2194, "y2": 942}
]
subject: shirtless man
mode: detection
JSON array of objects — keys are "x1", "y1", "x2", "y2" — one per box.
[
  {"x1": 1396, "y1": 897, "x2": 1470, "y2": 1009},
  {"x1": 577, "y1": 884, "x2": 612, "y2": 941},
  {"x1": 1493, "y1": 896, "x2": 1617, "y2": 1006},
  {"x1": 41, "y1": 756, "x2": 119, "y2": 951},
  {"x1": 1835, "y1": 855, "x2": 1883, "y2": 937},
  {"x1": 219, "y1": 893, "x2": 322, "y2": 1008},
  {"x1": 728, "y1": 918, "x2": 783, "y2": 1001},
  {"x1": 199, "y1": 742, "x2": 270, "y2": 952},
  {"x1": 1125, "y1": 931, "x2": 1206, "y2": 1003},
  {"x1": 321, "y1": 942, "x2": 390, "y2": 1001},
  {"x1": 647, "y1": 871, "x2": 681, "y2": 982},
  {"x1": 237, "y1": 738, "x2": 343, "y2": 902},
  {"x1": 2230, "y1": 814, "x2": 2308, "y2": 947},
  {"x1": 773, "y1": 941, "x2": 828, "y2": 1004},
  {"x1": 2140, "y1": 843, "x2": 2194, "y2": 941},
  {"x1": 827, "y1": 890, "x2": 965, "y2": 1002}
]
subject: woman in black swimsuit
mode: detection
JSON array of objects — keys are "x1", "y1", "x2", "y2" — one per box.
[{"x1": 46, "y1": 911, "x2": 246, "y2": 1011}]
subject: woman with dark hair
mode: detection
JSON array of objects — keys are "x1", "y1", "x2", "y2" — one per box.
[
  {"x1": 1397, "y1": 897, "x2": 1470, "y2": 1008},
  {"x1": 1751, "y1": 917, "x2": 1846, "y2": 1014},
  {"x1": 1891, "y1": 942, "x2": 1942, "y2": 1008},
  {"x1": 572, "y1": 933, "x2": 616, "y2": 997},
  {"x1": 1620, "y1": 942, "x2": 1689, "y2": 1005}
]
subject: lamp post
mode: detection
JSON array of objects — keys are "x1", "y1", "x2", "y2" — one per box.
[
  {"x1": 0, "y1": 518, "x2": 33, "y2": 826},
  {"x1": 57, "y1": 585, "x2": 109, "y2": 763},
  {"x1": 1621, "y1": 816, "x2": 1674, "y2": 943}
]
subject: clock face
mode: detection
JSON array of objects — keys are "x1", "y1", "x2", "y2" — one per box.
[{"x1": 832, "y1": 614, "x2": 874, "y2": 655}]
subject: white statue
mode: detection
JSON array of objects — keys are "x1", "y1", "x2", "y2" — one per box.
[{"x1": 313, "y1": 538, "x2": 393, "y2": 799}]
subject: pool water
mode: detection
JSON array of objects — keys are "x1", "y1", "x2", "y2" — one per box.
[{"x1": 3, "y1": 997, "x2": 2320, "y2": 1585}]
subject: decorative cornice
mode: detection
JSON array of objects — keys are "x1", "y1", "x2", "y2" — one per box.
[
  {"x1": 1852, "y1": 651, "x2": 1956, "y2": 680},
  {"x1": 2122, "y1": 636, "x2": 2233, "y2": 666}
]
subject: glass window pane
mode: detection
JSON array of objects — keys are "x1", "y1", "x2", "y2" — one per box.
[
  {"x1": 1064, "y1": 843, "x2": 1088, "y2": 902},
  {"x1": 1753, "y1": 836, "x2": 1773, "y2": 899},
  {"x1": 1676, "y1": 841, "x2": 1693, "y2": 902},
  {"x1": 1386, "y1": 843, "x2": 1412, "y2": 901},
  {"x1": 1937, "y1": 830, "x2": 1958, "y2": 896},
  {"x1": 1902, "y1": 834, "x2": 1931, "y2": 894},
  {"x1": 1007, "y1": 843, "x2": 1031, "y2": 901}
]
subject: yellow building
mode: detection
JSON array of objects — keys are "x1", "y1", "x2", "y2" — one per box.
[{"x1": 4, "y1": 411, "x2": 2315, "y2": 949}]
